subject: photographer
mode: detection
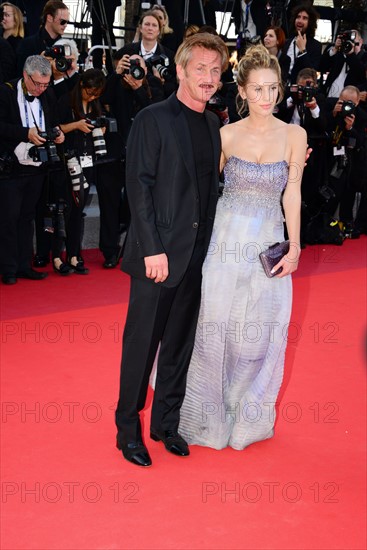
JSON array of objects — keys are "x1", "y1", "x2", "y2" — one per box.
[
  {"x1": 0, "y1": 55, "x2": 64, "y2": 285},
  {"x1": 16, "y1": 0, "x2": 70, "y2": 76},
  {"x1": 45, "y1": 38, "x2": 80, "y2": 98},
  {"x1": 57, "y1": 69, "x2": 125, "y2": 272},
  {"x1": 277, "y1": 67, "x2": 328, "y2": 243},
  {"x1": 320, "y1": 30, "x2": 367, "y2": 99},
  {"x1": 325, "y1": 85, "x2": 367, "y2": 238},
  {"x1": 99, "y1": 53, "x2": 164, "y2": 266},
  {"x1": 115, "y1": 10, "x2": 176, "y2": 99}
]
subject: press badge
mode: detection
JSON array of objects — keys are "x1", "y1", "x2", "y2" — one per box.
[
  {"x1": 333, "y1": 146, "x2": 345, "y2": 156},
  {"x1": 80, "y1": 155, "x2": 93, "y2": 168}
]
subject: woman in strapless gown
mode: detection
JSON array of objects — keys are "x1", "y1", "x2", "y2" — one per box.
[{"x1": 179, "y1": 46, "x2": 307, "y2": 451}]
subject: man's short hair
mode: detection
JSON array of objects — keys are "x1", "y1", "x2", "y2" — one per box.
[
  {"x1": 23, "y1": 55, "x2": 52, "y2": 76},
  {"x1": 297, "y1": 67, "x2": 317, "y2": 83},
  {"x1": 340, "y1": 85, "x2": 360, "y2": 100},
  {"x1": 175, "y1": 32, "x2": 229, "y2": 73},
  {"x1": 41, "y1": 1, "x2": 68, "y2": 25}
]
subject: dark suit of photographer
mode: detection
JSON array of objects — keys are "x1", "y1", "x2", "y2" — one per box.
[
  {"x1": 233, "y1": 0, "x2": 269, "y2": 40},
  {"x1": 320, "y1": 31, "x2": 367, "y2": 98},
  {"x1": 276, "y1": 68, "x2": 328, "y2": 242},
  {"x1": 100, "y1": 53, "x2": 165, "y2": 261},
  {"x1": 325, "y1": 86, "x2": 367, "y2": 236},
  {"x1": 0, "y1": 55, "x2": 64, "y2": 284}
]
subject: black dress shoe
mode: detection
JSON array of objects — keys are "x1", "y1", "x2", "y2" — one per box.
[
  {"x1": 16, "y1": 269, "x2": 48, "y2": 280},
  {"x1": 2, "y1": 274, "x2": 17, "y2": 285},
  {"x1": 103, "y1": 255, "x2": 118, "y2": 269},
  {"x1": 150, "y1": 429, "x2": 190, "y2": 457},
  {"x1": 67, "y1": 259, "x2": 89, "y2": 275},
  {"x1": 116, "y1": 439, "x2": 152, "y2": 467},
  {"x1": 33, "y1": 255, "x2": 50, "y2": 268}
]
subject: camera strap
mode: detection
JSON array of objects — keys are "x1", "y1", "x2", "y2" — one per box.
[{"x1": 332, "y1": 124, "x2": 343, "y2": 147}]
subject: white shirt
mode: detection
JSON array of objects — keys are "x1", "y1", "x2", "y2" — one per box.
[{"x1": 140, "y1": 42, "x2": 158, "y2": 60}]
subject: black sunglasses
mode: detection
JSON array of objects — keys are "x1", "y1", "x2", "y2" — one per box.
[{"x1": 57, "y1": 18, "x2": 70, "y2": 25}]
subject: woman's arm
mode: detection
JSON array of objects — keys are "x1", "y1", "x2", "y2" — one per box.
[{"x1": 274, "y1": 124, "x2": 307, "y2": 277}]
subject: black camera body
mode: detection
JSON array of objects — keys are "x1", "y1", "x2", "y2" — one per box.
[
  {"x1": 340, "y1": 100, "x2": 356, "y2": 118},
  {"x1": 290, "y1": 81, "x2": 315, "y2": 104},
  {"x1": 86, "y1": 116, "x2": 118, "y2": 133},
  {"x1": 338, "y1": 30, "x2": 357, "y2": 54},
  {"x1": 44, "y1": 44, "x2": 72, "y2": 73},
  {"x1": 124, "y1": 58, "x2": 145, "y2": 81},
  {"x1": 146, "y1": 54, "x2": 172, "y2": 79},
  {"x1": 29, "y1": 127, "x2": 61, "y2": 163}
]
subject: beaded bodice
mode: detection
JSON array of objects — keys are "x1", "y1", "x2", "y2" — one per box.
[{"x1": 221, "y1": 157, "x2": 289, "y2": 219}]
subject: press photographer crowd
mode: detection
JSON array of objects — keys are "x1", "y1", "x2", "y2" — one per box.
[{"x1": 0, "y1": 0, "x2": 366, "y2": 285}]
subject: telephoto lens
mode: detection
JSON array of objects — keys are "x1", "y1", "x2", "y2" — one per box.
[
  {"x1": 92, "y1": 128, "x2": 107, "y2": 156},
  {"x1": 67, "y1": 156, "x2": 88, "y2": 190}
]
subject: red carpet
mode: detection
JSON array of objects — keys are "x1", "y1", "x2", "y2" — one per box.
[{"x1": 1, "y1": 240, "x2": 366, "y2": 550}]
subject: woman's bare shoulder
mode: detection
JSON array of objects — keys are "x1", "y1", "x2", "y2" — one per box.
[{"x1": 286, "y1": 123, "x2": 307, "y2": 140}]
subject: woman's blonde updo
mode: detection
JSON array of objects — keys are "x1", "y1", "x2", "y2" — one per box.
[{"x1": 236, "y1": 44, "x2": 283, "y2": 117}]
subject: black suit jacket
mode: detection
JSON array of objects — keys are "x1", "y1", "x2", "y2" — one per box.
[
  {"x1": 0, "y1": 78, "x2": 59, "y2": 171},
  {"x1": 16, "y1": 28, "x2": 59, "y2": 76},
  {"x1": 320, "y1": 47, "x2": 367, "y2": 97},
  {"x1": 276, "y1": 92, "x2": 328, "y2": 139},
  {"x1": 283, "y1": 36, "x2": 322, "y2": 83},
  {"x1": 115, "y1": 41, "x2": 176, "y2": 98},
  {"x1": 233, "y1": 0, "x2": 269, "y2": 38},
  {"x1": 122, "y1": 93, "x2": 221, "y2": 288}
]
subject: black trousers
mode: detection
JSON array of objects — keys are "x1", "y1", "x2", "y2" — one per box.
[
  {"x1": 0, "y1": 171, "x2": 45, "y2": 274},
  {"x1": 115, "y1": 236, "x2": 206, "y2": 445},
  {"x1": 95, "y1": 160, "x2": 126, "y2": 260}
]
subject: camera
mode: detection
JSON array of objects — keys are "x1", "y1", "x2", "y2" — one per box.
[
  {"x1": 29, "y1": 127, "x2": 61, "y2": 163},
  {"x1": 340, "y1": 100, "x2": 356, "y2": 118},
  {"x1": 146, "y1": 54, "x2": 172, "y2": 80},
  {"x1": 86, "y1": 116, "x2": 118, "y2": 133},
  {"x1": 338, "y1": 30, "x2": 357, "y2": 55},
  {"x1": 44, "y1": 44, "x2": 73, "y2": 73},
  {"x1": 124, "y1": 58, "x2": 145, "y2": 81},
  {"x1": 44, "y1": 200, "x2": 67, "y2": 237},
  {"x1": 290, "y1": 81, "x2": 315, "y2": 104}
]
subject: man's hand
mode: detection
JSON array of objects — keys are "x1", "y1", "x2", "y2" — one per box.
[
  {"x1": 304, "y1": 97, "x2": 318, "y2": 110},
  {"x1": 28, "y1": 127, "x2": 46, "y2": 145},
  {"x1": 296, "y1": 31, "x2": 307, "y2": 53},
  {"x1": 344, "y1": 114, "x2": 355, "y2": 130},
  {"x1": 54, "y1": 127, "x2": 65, "y2": 144},
  {"x1": 144, "y1": 253, "x2": 169, "y2": 283},
  {"x1": 333, "y1": 37, "x2": 342, "y2": 54},
  {"x1": 305, "y1": 146, "x2": 312, "y2": 166},
  {"x1": 115, "y1": 54, "x2": 130, "y2": 75}
]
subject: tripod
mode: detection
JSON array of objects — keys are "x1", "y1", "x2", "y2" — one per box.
[
  {"x1": 183, "y1": 0, "x2": 206, "y2": 28},
  {"x1": 87, "y1": 0, "x2": 118, "y2": 72}
]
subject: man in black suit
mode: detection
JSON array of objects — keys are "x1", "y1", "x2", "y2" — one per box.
[
  {"x1": 233, "y1": 0, "x2": 269, "y2": 41},
  {"x1": 0, "y1": 55, "x2": 64, "y2": 284},
  {"x1": 282, "y1": 3, "x2": 322, "y2": 84},
  {"x1": 115, "y1": 32, "x2": 229, "y2": 467},
  {"x1": 16, "y1": 0, "x2": 69, "y2": 75},
  {"x1": 320, "y1": 30, "x2": 367, "y2": 98}
]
